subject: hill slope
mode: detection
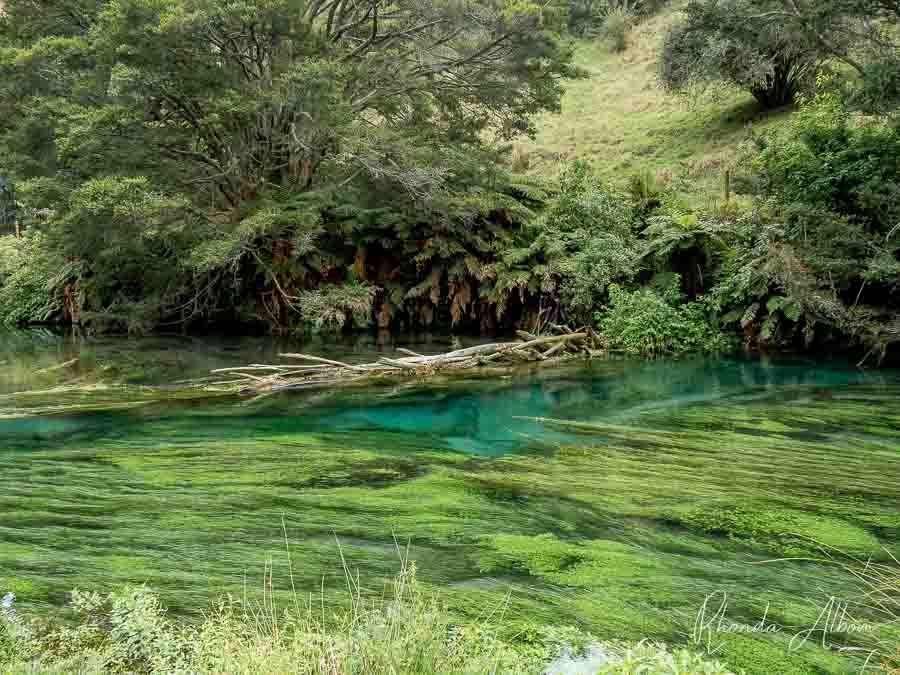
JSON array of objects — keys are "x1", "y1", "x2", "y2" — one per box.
[{"x1": 519, "y1": 6, "x2": 795, "y2": 201}]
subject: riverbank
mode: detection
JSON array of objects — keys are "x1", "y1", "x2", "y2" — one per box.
[{"x1": 1, "y1": 560, "x2": 740, "y2": 675}]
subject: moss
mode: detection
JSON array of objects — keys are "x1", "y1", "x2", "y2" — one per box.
[
  {"x1": 2, "y1": 346, "x2": 898, "y2": 675},
  {"x1": 718, "y1": 635, "x2": 855, "y2": 675},
  {"x1": 0, "y1": 577, "x2": 42, "y2": 597},
  {"x1": 476, "y1": 534, "x2": 584, "y2": 576},
  {"x1": 675, "y1": 504, "x2": 881, "y2": 557},
  {"x1": 475, "y1": 534, "x2": 682, "y2": 638}
]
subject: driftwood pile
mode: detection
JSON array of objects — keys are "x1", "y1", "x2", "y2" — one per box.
[{"x1": 209, "y1": 327, "x2": 604, "y2": 394}]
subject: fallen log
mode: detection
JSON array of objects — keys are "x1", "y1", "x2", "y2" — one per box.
[{"x1": 205, "y1": 329, "x2": 605, "y2": 394}]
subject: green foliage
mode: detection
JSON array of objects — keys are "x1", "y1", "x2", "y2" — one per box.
[
  {"x1": 596, "y1": 280, "x2": 725, "y2": 354},
  {"x1": 0, "y1": 566, "x2": 601, "y2": 675},
  {"x1": 714, "y1": 87, "x2": 900, "y2": 355},
  {"x1": 0, "y1": 576, "x2": 734, "y2": 675},
  {"x1": 0, "y1": 0, "x2": 578, "y2": 334},
  {"x1": 603, "y1": 7, "x2": 633, "y2": 52},
  {"x1": 659, "y1": 0, "x2": 817, "y2": 108},
  {"x1": 296, "y1": 284, "x2": 379, "y2": 331},
  {"x1": 596, "y1": 641, "x2": 732, "y2": 674},
  {"x1": 659, "y1": 0, "x2": 900, "y2": 111},
  {"x1": 493, "y1": 162, "x2": 637, "y2": 324},
  {"x1": 563, "y1": 0, "x2": 668, "y2": 38},
  {"x1": 0, "y1": 0, "x2": 896, "y2": 355},
  {"x1": 754, "y1": 85, "x2": 900, "y2": 238},
  {"x1": 566, "y1": 0, "x2": 608, "y2": 36},
  {"x1": 710, "y1": 217, "x2": 848, "y2": 348},
  {"x1": 714, "y1": 634, "x2": 855, "y2": 675},
  {"x1": 0, "y1": 233, "x2": 73, "y2": 327},
  {"x1": 676, "y1": 504, "x2": 881, "y2": 557},
  {"x1": 640, "y1": 213, "x2": 730, "y2": 264}
]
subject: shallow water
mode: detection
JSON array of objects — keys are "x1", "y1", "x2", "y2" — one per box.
[{"x1": 2, "y1": 330, "x2": 899, "y2": 672}]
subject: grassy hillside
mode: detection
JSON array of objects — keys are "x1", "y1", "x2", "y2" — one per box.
[{"x1": 518, "y1": 6, "x2": 795, "y2": 202}]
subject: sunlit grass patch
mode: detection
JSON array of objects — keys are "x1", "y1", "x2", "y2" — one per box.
[{"x1": 517, "y1": 6, "x2": 795, "y2": 204}]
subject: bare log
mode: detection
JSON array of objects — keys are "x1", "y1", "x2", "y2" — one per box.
[
  {"x1": 203, "y1": 330, "x2": 602, "y2": 394},
  {"x1": 280, "y1": 353, "x2": 368, "y2": 371},
  {"x1": 396, "y1": 347, "x2": 425, "y2": 357}
]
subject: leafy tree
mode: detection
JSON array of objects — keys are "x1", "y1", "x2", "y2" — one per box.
[
  {"x1": 745, "y1": 0, "x2": 900, "y2": 110},
  {"x1": 0, "y1": 0, "x2": 577, "y2": 332},
  {"x1": 660, "y1": 0, "x2": 818, "y2": 108},
  {"x1": 661, "y1": 0, "x2": 900, "y2": 110}
]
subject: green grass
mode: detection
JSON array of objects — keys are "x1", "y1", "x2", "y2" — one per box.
[
  {"x1": 0, "y1": 561, "x2": 734, "y2": 675},
  {"x1": 517, "y1": 6, "x2": 795, "y2": 202}
]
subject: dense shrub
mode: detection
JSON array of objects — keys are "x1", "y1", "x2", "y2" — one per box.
[
  {"x1": 0, "y1": 233, "x2": 73, "y2": 327},
  {"x1": 718, "y1": 87, "x2": 900, "y2": 356},
  {"x1": 753, "y1": 87, "x2": 900, "y2": 237},
  {"x1": 595, "y1": 280, "x2": 726, "y2": 354},
  {"x1": 492, "y1": 162, "x2": 638, "y2": 325}
]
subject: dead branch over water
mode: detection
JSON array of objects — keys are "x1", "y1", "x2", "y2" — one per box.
[{"x1": 208, "y1": 328, "x2": 605, "y2": 394}]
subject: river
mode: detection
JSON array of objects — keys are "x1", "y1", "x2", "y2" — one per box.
[{"x1": 2, "y1": 329, "x2": 898, "y2": 672}]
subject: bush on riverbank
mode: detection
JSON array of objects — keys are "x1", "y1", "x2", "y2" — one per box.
[
  {"x1": 0, "y1": 233, "x2": 68, "y2": 328},
  {"x1": 0, "y1": 562, "x2": 731, "y2": 675},
  {"x1": 595, "y1": 279, "x2": 726, "y2": 355}
]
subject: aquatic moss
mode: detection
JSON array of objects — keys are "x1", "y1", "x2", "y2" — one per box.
[
  {"x1": 1, "y1": 350, "x2": 898, "y2": 674},
  {"x1": 477, "y1": 534, "x2": 584, "y2": 576},
  {"x1": 475, "y1": 534, "x2": 681, "y2": 637},
  {"x1": 675, "y1": 505, "x2": 882, "y2": 557},
  {"x1": 716, "y1": 634, "x2": 855, "y2": 675}
]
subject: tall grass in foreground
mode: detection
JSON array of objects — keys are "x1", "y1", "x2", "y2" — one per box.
[
  {"x1": 0, "y1": 540, "x2": 731, "y2": 674},
  {"x1": 828, "y1": 548, "x2": 900, "y2": 674},
  {"x1": 755, "y1": 543, "x2": 900, "y2": 674}
]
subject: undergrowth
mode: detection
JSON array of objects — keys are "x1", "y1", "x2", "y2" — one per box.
[{"x1": 595, "y1": 279, "x2": 726, "y2": 354}]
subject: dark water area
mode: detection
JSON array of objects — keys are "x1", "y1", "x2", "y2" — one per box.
[{"x1": 1, "y1": 329, "x2": 899, "y2": 672}]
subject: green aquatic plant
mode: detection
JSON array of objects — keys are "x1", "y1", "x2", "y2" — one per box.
[
  {"x1": 675, "y1": 505, "x2": 882, "y2": 557},
  {"x1": 1, "y1": 342, "x2": 898, "y2": 674}
]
